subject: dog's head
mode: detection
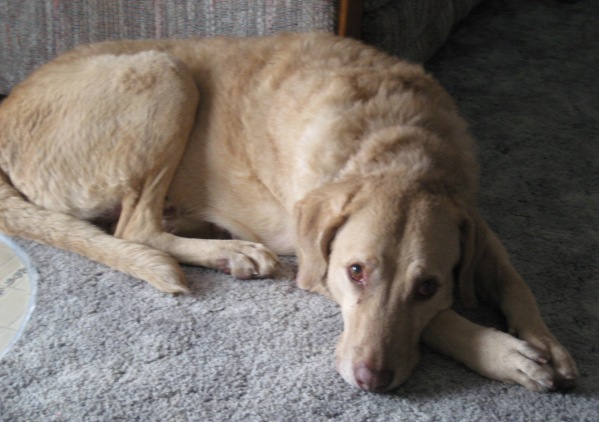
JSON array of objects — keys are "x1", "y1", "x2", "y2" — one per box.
[{"x1": 294, "y1": 129, "x2": 482, "y2": 392}]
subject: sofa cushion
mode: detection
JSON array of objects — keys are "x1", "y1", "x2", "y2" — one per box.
[
  {"x1": 0, "y1": 0, "x2": 484, "y2": 94},
  {"x1": 0, "y1": 0, "x2": 335, "y2": 94},
  {"x1": 362, "y1": 0, "x2": 484, "y2": 62}
]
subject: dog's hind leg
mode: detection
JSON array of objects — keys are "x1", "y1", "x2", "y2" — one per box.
[
  {"x1": 0, "y1": 50, "x2": 200, "y2": 293},
  {"x1": 0, "y1": 168, "x2": 187, "y2": 293},
  {"x1": 111, "y1": 122, "x2": 280, "y2": 280},
  {"x1": 1, "y1": 46, "x2": 277, "y2": 290},
  {"x1": 108, "y1": 69, "x2": 280, "y2": 281}
]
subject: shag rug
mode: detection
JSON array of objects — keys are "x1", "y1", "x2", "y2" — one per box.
[{"x1": 1, "y1": 0, "x2": 598, "y2": 420}]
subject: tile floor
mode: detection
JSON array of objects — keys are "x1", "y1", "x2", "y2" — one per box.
[{"x1": 0, "y1": 239, "x2": 32, "y2": 357}]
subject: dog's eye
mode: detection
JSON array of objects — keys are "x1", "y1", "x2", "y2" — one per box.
[
  {"x1": 348, "y1": 263, "x2": 366, "y2": 286},
  {"x1": 415, "y1": 278, "x2": 438, "y2": 301}
]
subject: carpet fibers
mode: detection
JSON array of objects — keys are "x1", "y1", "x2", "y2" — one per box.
[{"x1": 1, "y1": 0, "x2": 598, "y2": 420}]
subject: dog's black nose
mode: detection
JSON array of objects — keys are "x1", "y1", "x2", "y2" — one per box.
[{"x1": 354, "y1": 363, "x2": 394, "y2": 392}]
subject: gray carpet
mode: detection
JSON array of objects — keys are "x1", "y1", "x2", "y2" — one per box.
[{"x1": 1, "y1": 0, "x2": 598, "y2": 420}]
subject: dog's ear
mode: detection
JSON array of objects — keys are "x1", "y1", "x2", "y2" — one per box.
[
  {"x1": 457, "y1": 213, "x2": 480, "y2": 308},
  {"x1": 458, "y1": 208, "x2": 520, "y2": 308},
  {"x1": 294, "y1": 180, "x2": 358, "y2": 296}
]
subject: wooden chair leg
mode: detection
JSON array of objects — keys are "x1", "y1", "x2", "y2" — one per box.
[{"x1": 337, "y1": 0, "x2": 364, "y2": 39}]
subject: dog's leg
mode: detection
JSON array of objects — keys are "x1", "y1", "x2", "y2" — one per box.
[
  {"x1": 114, "y1": 155, "x2": 280, "y2": 280},
  {"x1": 110, "y1": 125, "x2": 279, "y2": 279},
  {"x1": 71, "y1": 50, "x2": 278, "y2": 282},
  {"x1": 0, "y1": 50, "x2": 203, "y2": 293},
  {"x1": 429, "y1": 212, "x2": 578, "y2": 391},
  {"x1": 0, "y1": 169, "x2": 186, "y2": 294},
  {"x1": 467, "y1": 224, "x2": 578, "y2": 389},
  {"x1": 422, "y1": 309, "x2": 561, "y2": 392}
]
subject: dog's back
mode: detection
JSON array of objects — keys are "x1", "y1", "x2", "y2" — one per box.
[{"x1": 0, "y1": 32, "x2": 470, "y2": 287}]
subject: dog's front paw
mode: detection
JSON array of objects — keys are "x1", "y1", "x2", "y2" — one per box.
[
  {"x1": 475, "y1": 328, "x2": 577, "y2": 392},
  {"x1": 496, "y1": 335, "x2": 557, "y2": 392},
  {"x1": 517, "y1": 330, "x2": 578, "y2": 391},
  {"x1": 212, "y1": 240, "x2": 280, "y2": 280}
]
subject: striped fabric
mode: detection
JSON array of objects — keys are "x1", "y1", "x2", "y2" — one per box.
[
  {"x1": 0, "y1": 0, "x2": 336, "y2": 93},
  {"x1": 0, "y1": 0, "x2": 482, "y2": 94}
]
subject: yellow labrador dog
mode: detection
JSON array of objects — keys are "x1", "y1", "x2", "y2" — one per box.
[{"x1": 0, "y1": 33, "x2": 577, "y2": 392}]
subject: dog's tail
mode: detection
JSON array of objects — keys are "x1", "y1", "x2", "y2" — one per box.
[{"x1": 0, "y1": 168, "x2": 187, "y2": 293}]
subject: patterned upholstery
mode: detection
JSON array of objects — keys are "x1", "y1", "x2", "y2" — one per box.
[{"x1": 0, "y1": 0, "x2": 483, "y2": 94}]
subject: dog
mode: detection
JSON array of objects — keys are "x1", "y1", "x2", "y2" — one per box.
[{"x1": 0, "y1": 32, "x2": 578, "y2": 392}]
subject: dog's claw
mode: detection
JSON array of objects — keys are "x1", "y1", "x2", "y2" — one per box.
[{"x1": 556, "y1": 375, "x2": 577, "y2": 391}]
